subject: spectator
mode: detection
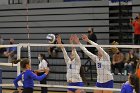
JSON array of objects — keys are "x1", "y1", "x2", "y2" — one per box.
[
  {"x1": 48, "y1": 34, "x2": 62, "y2": 58},
  {"x1": 4, "y1": 38, "x2": 17, "y2": 63},
  {"x1": 124, "y1": 49, "x2": 139, "y2": 75},
  {"x1": 87, "y1": 27, "x2": 97, "y2": 54},
  {"x1": 34, "y1": 53, "x2": 49, "y2": 93},
  {"x1": 108, "y1": 41, "x2": 119, "y2": 54},
  {"x1": 135, "y1": 60, "x2": 140, "y2": 93},
  {"x1": 81, "y1": 27, "x2": 97, "y2": 58},
  {"x1": 135, "y1": 61, "x2": 140, "y2": 78},
  {"x1": 0, "y1": 35, "x2": 6, "y2": 56},
  {"x1": 111, "y1": 49, "x2": 124, "y2": 75},
  {"x1": 130, "y1": 13, "x2": 140, "y2": 45}
]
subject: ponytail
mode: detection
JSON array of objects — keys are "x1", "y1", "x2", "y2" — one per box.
[
  {"x1": 11, "y1": 58, "x2": 30, "y2": 69},
  {"x1": 11, "y1": 59, "x2": 22, "y2": 67},
  {"x1": 11, "y1": 59, "x2": 22, "y2": 64}
]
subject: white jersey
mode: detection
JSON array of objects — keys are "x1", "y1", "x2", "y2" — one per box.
[
  {"x1": 38, "y1": 59, "x2": 48, "y2": 72},
  {"x1": 80, "y1": 41, "x2": 113, "y2": 83},
  {"x1": 62, "y1": 48, "x2": 83, "y2": 83}
]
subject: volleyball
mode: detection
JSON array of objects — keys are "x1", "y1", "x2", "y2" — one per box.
[{"x1": 46, "y1": 34, "x2": 56, "y2": 43}]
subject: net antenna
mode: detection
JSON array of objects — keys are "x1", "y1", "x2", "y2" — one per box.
[
  {"x1": 26, "y1": 0, "x2": 30, "y2": 40},
  {"x1": 25, "y1": 0, "x2": 31, "y2": 66}
]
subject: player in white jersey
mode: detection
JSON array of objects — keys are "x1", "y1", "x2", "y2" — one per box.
[
  {"x1": 74, "y1": 34, "x2": 113, "y2": 93},
  {"x1": 56, "y1": 35, "x2": 85, "y2": 93}
]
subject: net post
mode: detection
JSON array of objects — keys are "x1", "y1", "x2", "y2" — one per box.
[
  {"x1": 17, "y1": 44, "x2": 21, "y2": 75},
  {"x1": 27, "y1": 43, "x2": 31, "y2": 67},
  {"x1": 0, "y1": 68, "x2": 2, "y2": 93}
]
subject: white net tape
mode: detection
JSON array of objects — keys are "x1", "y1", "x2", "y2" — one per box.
[
  {"x1": 0, "y1": 63, "x2": 17, "y2": 66},
  {"x1": 20, "y1": 43, "x2": 140, "y2": 48},
  {"x1": 0, "y1": 43, "x2": 140, "y2": 48},
  {"x1": 0, "y1": 84, "x2": 121, "y2": 91}
]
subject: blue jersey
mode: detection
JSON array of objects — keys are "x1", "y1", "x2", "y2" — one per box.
[
  {"x1": 7, "y1": 47, "x2": 17, "y2": 54},
  {"x1": 121, "y1": 81, "x2": 133, "y2": 93},
  {"x1": 13, "y1": 70, "x2": 47, "y2": 89}
]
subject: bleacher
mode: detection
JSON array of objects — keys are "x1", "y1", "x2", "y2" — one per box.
[
  {"x1": 0, "y1": 0, "x2": 139, "y2": 92},
  {"x1": 109, "y1": 0, "x2": 133, "y2": 44}
]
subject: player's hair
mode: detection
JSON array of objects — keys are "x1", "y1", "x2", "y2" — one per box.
[
  {"x1": 39, "y1": 53, "x2": 50, "y2": 67},
  {"x1": 129, "y1": 74, "x2": 139, "y2": 93},
  {"x1": 11, "y1": 58, "x2": 30, "y2": 69},
  {"x1": 88, "y1": 27, "x2": 94, "y2": 33},
  {"x1": 20, "y1": 58, "x2": 30, "y2": 69}
]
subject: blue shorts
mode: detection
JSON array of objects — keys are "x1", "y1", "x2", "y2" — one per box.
[
  {"x1": 96, "y1": 80, "x2": 113, "y2": 88},
  {"x1": 68, "y1": 82, "x2": 84, "y2": 92}
]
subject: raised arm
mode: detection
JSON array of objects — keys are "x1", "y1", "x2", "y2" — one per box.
[
  {"x1": 56, "y1": 35, "x2": 70, "y2": 63},
  {"x1": 73, "y1": 35, "x2": 97, "y2": 62},
  {"x1": 70, "y1": 35, "x2": 81, "y2": 64},
  {"x1": 81, "y1": 34, "x2": 109, "y2": 58},
  {"x1": 61, "y1": 47, "x2": 71, "y2": 63},
  {"x1": 72, "y1": 47, "x2": 81, "y2": 64}
]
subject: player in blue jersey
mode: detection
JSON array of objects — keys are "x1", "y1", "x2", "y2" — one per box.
[
  {"x1": 13, "y1": 58, "x2": 49, "y2": 93},
  {"x1": 121, "y1": 74, "x2": 139, "y2": 93}
]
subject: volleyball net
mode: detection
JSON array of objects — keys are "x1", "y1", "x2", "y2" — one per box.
[{"x1": 0, "y1": 43, "x2": 140, "y2": 92}]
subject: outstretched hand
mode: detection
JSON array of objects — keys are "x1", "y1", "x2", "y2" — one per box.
[
  {"x1": 70, "y1": 35, "x2": 76, "y2": 49},
  {"x1": 69, "y1": 35, "x2": 74, "y2": 44},
  {"x1": 56, "y1": 35, "x2": 64, "y2": 48},
  {"x1": 81, "y1": 34, "x2": 89, "y2": 42},
  {"x1": 56, "y1": 35, "x2": 62, "y2": 44},
  {"x1": 73, "y1": 35, "x2": 80, "y2": 44}
]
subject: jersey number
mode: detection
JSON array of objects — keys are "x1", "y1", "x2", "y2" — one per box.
[
  {"x1": 22, "y1": 74, "x2": 24, "y2": 81},
  {"x1": 97, "y1": 63, "x2": 102, "y2": 68},
  {"x1": 69, "y1": 64, "x2": 72, "y2": 69}
]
